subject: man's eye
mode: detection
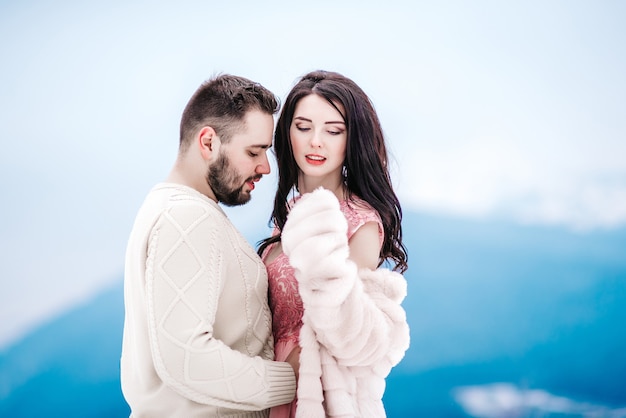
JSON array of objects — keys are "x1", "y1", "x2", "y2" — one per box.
[{"x1": 249, "y1": 152, "x2": 258, "y2": 157}]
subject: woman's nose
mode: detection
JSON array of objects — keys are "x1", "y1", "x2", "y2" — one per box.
[{"x1": 310, "y1": 130, "x2": 322, "y2": 148}]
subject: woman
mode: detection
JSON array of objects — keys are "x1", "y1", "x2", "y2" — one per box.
[{"x1": 258, "y1": 70, "x2": 410, "y2": 417}]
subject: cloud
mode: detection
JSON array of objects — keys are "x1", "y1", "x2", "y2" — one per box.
[
  {"x1": 1, "y1": 0, "x2": 625, "y2": 351},
  {"x1": 454, "y1": 383, "x2": 626, "y2": 418},
  {"x1": 395, "y1": 134, "x2": 626, "y2": 232}
]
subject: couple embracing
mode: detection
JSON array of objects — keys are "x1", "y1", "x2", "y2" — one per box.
[{"x1": 121, "y1": 70, "x2": 410, "y2": 418}]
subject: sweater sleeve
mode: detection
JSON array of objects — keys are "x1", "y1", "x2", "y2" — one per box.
[
  {"x1": 281, "y1": 189, "x2": 410, "y2": 368},
  {"x1": 146, "y1": 200, "x2": 295, "y2": 409}
]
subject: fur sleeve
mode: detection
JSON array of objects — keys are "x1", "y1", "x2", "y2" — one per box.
[{"x1": 282, "y1": 188, "x2": 410, "y2": 368}]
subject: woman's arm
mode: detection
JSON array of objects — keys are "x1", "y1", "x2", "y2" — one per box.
[
  {"x1": 348, "y1": 221, "x2": 380, "y2": 270},
  {"x1": 282, "y1": 189, "x2": 409, "y2": 368}
]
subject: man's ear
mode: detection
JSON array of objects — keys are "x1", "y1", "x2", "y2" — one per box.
[{"x1": 197, "y1": 126, "x2": 221, "y2": 161}]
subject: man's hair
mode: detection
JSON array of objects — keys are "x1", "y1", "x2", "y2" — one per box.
[{"x1": 179, "y1": 74, "x2": 279, "y2": 152}]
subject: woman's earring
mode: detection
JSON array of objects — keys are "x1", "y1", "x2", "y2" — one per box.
[{"x1": 342, "y1": 165, "x2": 348, "y2": 182}]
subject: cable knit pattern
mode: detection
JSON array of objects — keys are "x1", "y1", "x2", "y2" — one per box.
[
  {"x1": 122, "y1": 183, "x2": 295, "y2": 418},
  {"x1": 281, "y1": 188, "x2": 411, "y2": 418}
]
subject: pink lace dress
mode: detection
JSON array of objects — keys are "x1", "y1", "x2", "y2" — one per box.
[{"x1": 262, "y1": 198, "x2": 383, "y2": 418}]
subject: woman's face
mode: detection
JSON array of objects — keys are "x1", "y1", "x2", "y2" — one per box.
[{"x1": 289, "y1": 94, "x2": 347, "y2": 189}]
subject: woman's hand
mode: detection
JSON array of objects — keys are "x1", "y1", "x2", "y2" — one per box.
[{"x1": 281, "y1": 188, "x2": 350, "y2": 287}]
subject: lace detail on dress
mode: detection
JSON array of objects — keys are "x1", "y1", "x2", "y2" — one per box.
[
  {"x1": 266, "y1": 252, "x2": 302, "y2": 344},
  {"x1": 264, "y1": 197, "x2": 384, "y2": 346}
]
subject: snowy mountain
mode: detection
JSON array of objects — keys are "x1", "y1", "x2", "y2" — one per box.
[{"x1": 1, "y1": 210, "x2": 625, "y2": 417}]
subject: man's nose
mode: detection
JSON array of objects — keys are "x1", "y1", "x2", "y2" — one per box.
[{"x1": 257, "y1": 152, "x2": 271, "y2": 174}]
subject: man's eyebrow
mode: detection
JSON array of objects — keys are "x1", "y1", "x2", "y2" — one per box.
[{"x1": 249, "y1": 144, "x2": 272, "y2": 149}]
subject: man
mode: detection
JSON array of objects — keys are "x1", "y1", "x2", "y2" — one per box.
[{"x1": 121, "y1": 75, "x2": 297, "y2": 417}]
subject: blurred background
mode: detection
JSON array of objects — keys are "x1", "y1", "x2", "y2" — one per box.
[{"x1": 1, "y1": 1, "x2": 625, "y2": 416}]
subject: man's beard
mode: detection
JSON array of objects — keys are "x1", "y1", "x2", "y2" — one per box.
[{"x1": 207, "y1": 151, "x2": 256, "y2": 207}]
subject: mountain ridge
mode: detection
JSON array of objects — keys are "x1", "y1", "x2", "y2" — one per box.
[{"x1": 1, "y1": 210, "x2": 625, "y2": 417}]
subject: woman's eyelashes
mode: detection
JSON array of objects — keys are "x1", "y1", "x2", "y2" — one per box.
[{"x1": 294, "y1": 124, "x2": 344, "y2": 136}]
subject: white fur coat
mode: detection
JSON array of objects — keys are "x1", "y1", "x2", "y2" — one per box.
[{"x1": 281, "y1": 188, "x2": 410, "y2": 418}]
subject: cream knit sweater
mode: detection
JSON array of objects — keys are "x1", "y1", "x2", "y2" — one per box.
[
  {"x1": 281, "y1": 188, "x2": 411, "y2": 418},
  {"x1": 121, "y1": 183, "x2": 296, "y2": 418}
]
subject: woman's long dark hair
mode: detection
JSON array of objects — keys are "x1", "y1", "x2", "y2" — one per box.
[{"x1": 258, "y1": 70, "x2": 408, "y2": 273}]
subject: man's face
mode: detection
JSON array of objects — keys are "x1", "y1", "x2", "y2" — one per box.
[{"x1": 207, "y1": 109, "x2": 273, "y2": 206}]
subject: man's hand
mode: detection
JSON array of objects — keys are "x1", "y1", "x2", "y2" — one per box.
[{"x1": 285, "y1": 346, "x2": 301, "y2": 381}]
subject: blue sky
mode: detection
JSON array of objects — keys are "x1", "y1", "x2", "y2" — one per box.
[{"x1": 1, "y1": 0, "x2": 625, "y2": 347}]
